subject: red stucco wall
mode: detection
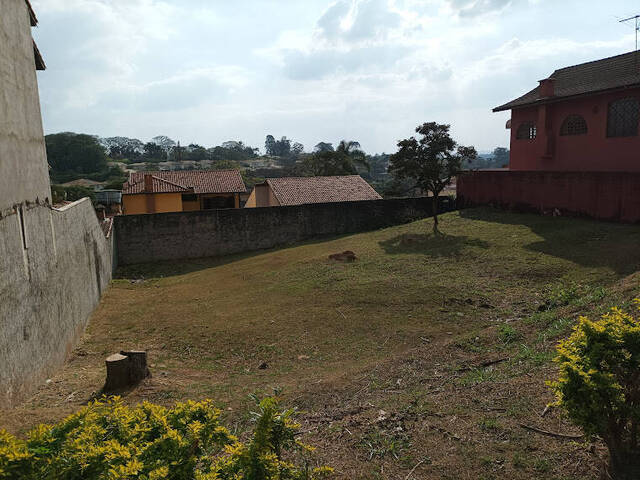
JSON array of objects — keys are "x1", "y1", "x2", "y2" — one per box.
[
  {"x1": 509, "y1": 88, "x2": 640, "y2": 171},
  {"x1": 457, "y1": 170, "x2": 640, "y2": 223}
]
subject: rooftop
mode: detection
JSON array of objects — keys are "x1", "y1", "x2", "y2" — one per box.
[
  {"x1": 264, "y1": 175, "x2": 382, "y2": 206},
  {"x1": 123, "y1": 170, "x2": 246, "y2": 195},
  {"x1": 494, "y1": 50, "x2": 640, "y2": 112}
]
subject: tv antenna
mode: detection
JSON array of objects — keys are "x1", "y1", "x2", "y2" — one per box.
[{"x1": 620, "y1": 14, "x2": 640, "y2": 51}]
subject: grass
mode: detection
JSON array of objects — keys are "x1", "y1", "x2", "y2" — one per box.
[{"x1": 3, "y1": 207, "x2": 640, "y2": 479}]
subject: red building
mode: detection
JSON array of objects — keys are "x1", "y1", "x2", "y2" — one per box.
[{"x1": 458, "y1": 51, "x2": 640, "y2": 222}]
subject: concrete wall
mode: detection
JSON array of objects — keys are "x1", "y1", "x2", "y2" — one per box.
[
  {"x1": 0, "y1": 199, "x2": 113, "y2": 404},
  {"x1": 115, "y1": 197, "x2": 454, "y2": 265},
  {"x1": 457, "y1": 170, "x2": 640, "y2": 222},
  {"x1": 0, "y1": 0, "x2": 50, "y2": 213},
  {"x1": 509, "y1": 88, "x2": 640, "y2": 171}
]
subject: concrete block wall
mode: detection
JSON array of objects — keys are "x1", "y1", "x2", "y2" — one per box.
[
  {"x1": 115, "y1": 197, "x2": 453, "y2": 265},
  {"x1": 0, "y1": 199, "x2": 113, "y2": 405}
]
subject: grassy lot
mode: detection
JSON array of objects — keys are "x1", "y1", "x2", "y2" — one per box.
[{"x1": 4, "y1": 207, "x2": 640, "y2": 479}]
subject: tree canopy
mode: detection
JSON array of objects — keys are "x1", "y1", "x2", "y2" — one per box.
[
  {"x1": 302, "y1": 140, "x2": 369, "y2": 176},
  {"x1": 389, "y1": 122, "x2": 476, "y2": 231},
  {"x1": 46, "y1": 132, "x2": 107, "y2": 174}
]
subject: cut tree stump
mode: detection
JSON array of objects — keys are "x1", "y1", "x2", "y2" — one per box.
[
  {"x1": 104, "y1": 351, "x2": 151, "y2": 392},
  {"x1": 120, "y1": 350, "x2": 151, "y2": 382}
]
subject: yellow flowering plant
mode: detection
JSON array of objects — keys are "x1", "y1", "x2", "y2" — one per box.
[
  {"x1": 0, "y1": 396, "x2": 332, "y2": 480},
  {"x1": 551, "y1": 300, "x2": 640, "y2": 480}
]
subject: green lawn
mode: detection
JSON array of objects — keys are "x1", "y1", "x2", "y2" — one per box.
[{"x1": 4, "y1": 207, "x2": 640, "y2": 479}]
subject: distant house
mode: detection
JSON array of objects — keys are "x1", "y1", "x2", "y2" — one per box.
[
  {"x1": 245, "y1": 175, "x2": 382, "y2": 208},
  {"x1": 122, "y1": 170, "x2": 246, "y2": 214},
  {"x1": 59, "y1": 178, "x2": 106, "y2": 191}
]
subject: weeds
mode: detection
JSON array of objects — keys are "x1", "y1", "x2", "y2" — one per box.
[
  {"x1": 359, "y1": 428, "x2": 411, "y2": 461},
  {"x1": 498, "y1": 324, "x2": 522, "y2": 344}
]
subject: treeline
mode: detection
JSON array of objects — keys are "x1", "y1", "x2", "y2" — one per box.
[
  {"x1": 45, "y1": 131, "x2": 509, "y2": 197},
  {"x1": 102, "y1": 136, "x2": 259, "y2": 164}
]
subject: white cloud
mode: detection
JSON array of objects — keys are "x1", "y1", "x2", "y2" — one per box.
[{"x1": 30, "y1": 0, "x2": 640, "y2": 153}]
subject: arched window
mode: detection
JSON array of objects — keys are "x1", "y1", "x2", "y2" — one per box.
[
  {"x1": 516, "y1": 121, "x2": 537, "y2": 140},
  {"x1": 607, "y1": 98, "x2": 639, "y2": 137},
  {"x1": 560, "y1": 115, "x2": 588, "y2": 136}
]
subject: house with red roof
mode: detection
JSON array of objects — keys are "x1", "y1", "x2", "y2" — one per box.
[
  {"x1": 458, "y1": 51, "x2": 640, "y2": 222},
  {"x1": 244, "y1": 175, "x2": 382, "y2": 208},
  {"x1": 122, "y1": 170, "x2": 246, "y2": 214}
]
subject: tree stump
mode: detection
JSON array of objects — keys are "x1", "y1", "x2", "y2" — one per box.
[
  {"x1": 104, "y1": 351, "x2": 151, "y2": 392},
  {"x1": 120, "y1": 350, "x2": 151, "y2": 382},
  {"x1": 104, "y1": 353, "x2": 131, "y2": 392}
]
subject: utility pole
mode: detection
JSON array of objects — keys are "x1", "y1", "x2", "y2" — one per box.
[{"x1": 620, "y1": 14, "x2": 640, "y2": 51}]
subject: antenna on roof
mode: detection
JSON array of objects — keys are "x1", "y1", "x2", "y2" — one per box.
[{"x1": 620, "y1": 14, "x2": 640, "y2": 51}]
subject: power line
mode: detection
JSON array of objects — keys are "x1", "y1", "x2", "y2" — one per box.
[{"x1": 620, "y1": 14, "x2": 640, "y2": 51}]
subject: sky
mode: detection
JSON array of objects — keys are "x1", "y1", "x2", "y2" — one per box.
[{"x1": 32, "y1": 0, "x2": 640, "y2": 154}]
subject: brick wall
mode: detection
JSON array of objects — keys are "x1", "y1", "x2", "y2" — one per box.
[
  {"x1": 457, "y1": 170, "x2": 640, "y2": 222},
  {"x1": 115, "y1": 197, "x2": 453, "y2": 265}
]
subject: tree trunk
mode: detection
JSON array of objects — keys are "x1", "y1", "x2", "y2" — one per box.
[
  {"x1": 120, "y1": 350, "x2": 151, "y2": 382},
  {"x1": 104, "y1": 353, "x2": 131, "y2": 392},
  {"x1": 607, "y1": 447, "x2": 640, "y2": 480},
  {"x1": 431, "y1": 193, "x2": 440, "y2": 234},
  {"x1": 104, "y1": 351, "x2": 151, "y2": 392}
]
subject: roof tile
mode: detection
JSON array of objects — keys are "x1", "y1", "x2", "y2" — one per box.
[
  {"x1": 494, "y1": 51, "x2": 640, "y2": 112},
  {"x1": 123, "y1": 170, "x2": 246, "y2": 195},
  {"x1": 265, "y1": 175, "x2": 382, "y2": 206}
]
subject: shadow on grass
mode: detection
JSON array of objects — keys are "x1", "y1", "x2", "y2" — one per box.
[
  {"x1": 460, "y1": 207, "x2": 640, "y2": 275},
  {"x1": 379, "y1": 232, "x2": 490, "y2": 257},
  {"x1": 114, "y1": 232, "x2": 358, "y2": 280}
]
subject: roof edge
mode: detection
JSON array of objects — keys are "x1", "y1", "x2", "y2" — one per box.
[
  {"x1": 25, "y1": 0, "x2": 37, "y2": 26},
  {"x1": 492, "y1": 82, "x2": 640, "y2": 112}
]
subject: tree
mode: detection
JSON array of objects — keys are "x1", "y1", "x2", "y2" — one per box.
[
  {"x1": 186, "y1": 143, "x2": 208, "y2": 161},
  {"x1": 265, "y1": 135, "x2": 277, "y2": 156},
  {"x1": 551, "y1": 302, "x2": 640, "y2": 480},
  {"x1": 389, "y1": 122, "x2": 476, "y2": 232},
  {"x1": 99, "y1": 136, "x2": 144, "y2": 160},
  {"x1": 46, "y1": 132, "x2": 107, "y2": 174},
  {"x1": 314, "y1": 142, "x2": 334, "y2": 152},
  {"x1": 150, "y1": 135, "x2": 176, "y2": 151},
  {"x1": 143, "y1": 142, "x2": 166, "y2": 161},
  {"x1": 492, "y1": 147, "x2": 509, "y2": 167},
  {"x1": 291, "y1": 142, "x2": 304, "y2": 156},
  {"x1": 275, "y1": 136, "x2": 291, "y2": 157},
  {"x1": 303, "y1": 140, "x2": 369, "y2": 176},
  {"x1": 168, "y1": 142, "x2": 186, "y2": 161}
]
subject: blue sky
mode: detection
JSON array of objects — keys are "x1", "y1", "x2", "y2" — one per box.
[{"x1": 32, "y1": 0, "x2": 639, "y2": 153}]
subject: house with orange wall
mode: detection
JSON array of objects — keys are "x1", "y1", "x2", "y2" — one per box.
[{"x1": 122, "y1": 170, "x2": 246, "y2": 214}]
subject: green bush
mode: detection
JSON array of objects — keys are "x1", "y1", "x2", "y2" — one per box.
[
  {"x1": 0, "y1": 396, "x2": 332, "y2": 480},
  {"x1": 550, "y1": 301, "x2": 640, "y2": 480}
]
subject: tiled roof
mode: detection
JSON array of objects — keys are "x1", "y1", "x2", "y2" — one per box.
[
  {"x1": 123, "y1": 170, "x2": 246, "y2": 195},
  {"x1": 265, "y1": 175, "x2": 382, "y2": 206},
  {"x1": 494, "y1": 51, "x2": 640, "y2": 112}
]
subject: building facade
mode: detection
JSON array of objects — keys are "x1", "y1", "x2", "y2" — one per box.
[
  {"x1": 494, "y1": 51, "x2": 640, "y2": 171},
  {"x1": 122, "y1": 170, "x2": 246, "y2": 214},
  {"x1": 458, "y1": 51, "x2": 640, "y2": 222}
]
